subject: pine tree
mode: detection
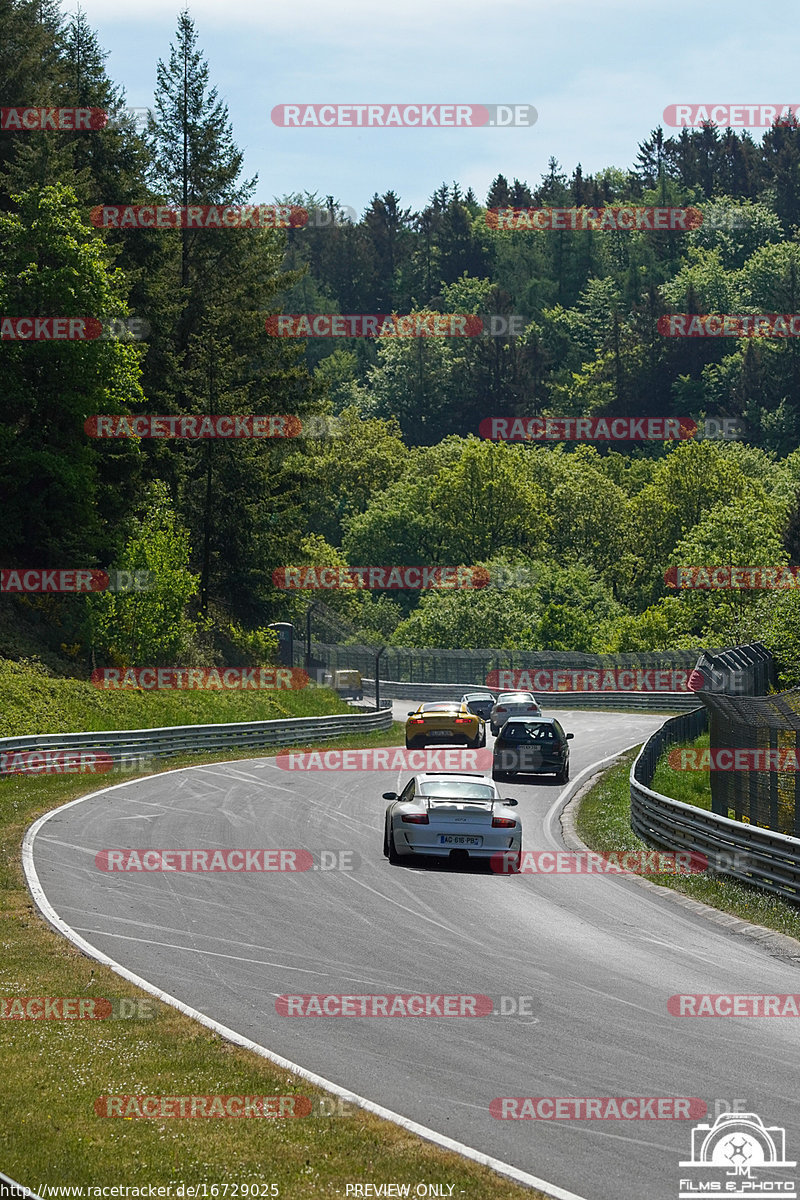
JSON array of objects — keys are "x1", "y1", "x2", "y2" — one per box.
[
  {"x1": 510, "y1": 178, "x2": 533, "y2": 206},
  {"x1": 57, "y1": 10, "x2": 150, "y2": 205},
  {"x1": 362, "y1": 191, "x2": 413, "y2": 310},
  {"x1": 636, "y1": 128, "x2": 666, "y2": 188},
  {"x1": 486, "y1": 174, "x2": 511, "y2": 208},
  {"x1": 148, "y1": 9, "x2": 256, "y2": 290},
  {"x1": 0, "y1": 0, "x2": 71, "y2": 200},
  {"x1": 141, "y1": 10, "x2": 318, "y2": 616}
]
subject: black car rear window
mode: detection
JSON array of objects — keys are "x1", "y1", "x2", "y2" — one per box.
[{"x1": 502, "y1": 723, "x2": 556, "y2": 741}]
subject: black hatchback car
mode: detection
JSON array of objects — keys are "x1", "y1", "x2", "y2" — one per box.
[
  {"x1": 492, "y1": 716, "x2": 574, "y2": 783},
  {"x1": 460, "y1": 691, "x2": 496, "y2": 721}
]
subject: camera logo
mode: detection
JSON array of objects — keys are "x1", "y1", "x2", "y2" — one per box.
[{"x1": 679, "y1": 1111, "x2": 796, "y2": 1198}]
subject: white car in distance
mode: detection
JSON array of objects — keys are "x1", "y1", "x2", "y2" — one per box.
[
  {"x1": 383, "y1": 772, "x2": 521, "y2": 869},
  {"x1": 489, "y1": 691, "x2": 542, "y2": 736}
]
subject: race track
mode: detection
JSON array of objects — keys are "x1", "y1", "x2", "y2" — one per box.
[{"x1": 27, "y1": 705, "x2": 800, "y2": 1200}]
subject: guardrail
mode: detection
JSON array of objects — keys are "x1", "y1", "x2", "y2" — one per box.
[
  {"x1": 0, "y1": 1171, "x2": 42, "y2": 1200},
  {"x1": 0, "y1": 704, "x2": 393, "y2": 772},
  {"x1": 630, "y1": 709, "x2": 800, "y2": 902},
  {"x1": 363, "y1": 679, "x2": 700, "y2": 711}
]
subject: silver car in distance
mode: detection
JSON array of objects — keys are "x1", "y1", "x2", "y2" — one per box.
[
  {"x1": 489, "y1": 690, "x2": 542, "y2": 736},
  {"x1": 383, "y1": 772, "x2": 521, "y2": 869}
]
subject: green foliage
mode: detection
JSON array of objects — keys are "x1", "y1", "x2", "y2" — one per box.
[
  {"x1": 0, "y1": 655, "x2": 347, "y2": 737},
  {"x1": 6, "y1": 10, "x2": 800, "y2": 670},
  {"x1": 225, "y1": 622, "x2": 279, "y2": 666},
  {"x1": 87, "y1": 484, "x2": 200, "y2": 666},
  {"x1": 391, "y1": 559, "x2": 619, "y2": 651},
  {"x1": 0, "y1": 184, "x2": 145, "y2": 563}
]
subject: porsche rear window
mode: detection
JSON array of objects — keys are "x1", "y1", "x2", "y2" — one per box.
[{"x1": 420, "y1": 781, "x2": 495, "y2": 799}]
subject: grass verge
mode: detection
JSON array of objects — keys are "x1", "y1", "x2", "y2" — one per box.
[
  {"x1": 0, "y1": 657, "x2": 350, "y2": 737},
  {"x1": 1, "y1": 720, "x2": 543, "y2": 1198},
  {"x1": 651, "y1": 731, "x2": 711, "y2": 811},
  {"x1": 575, "y1": 749, "x2": 800, "y2": 941}
]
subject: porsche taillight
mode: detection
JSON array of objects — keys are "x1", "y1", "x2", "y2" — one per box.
[
  {"x1": 492, "y1": 815, "x2": 517, "y2": 828},
  {"x1": 401, "y1": 812, "x2": 429, "y2": 824}
]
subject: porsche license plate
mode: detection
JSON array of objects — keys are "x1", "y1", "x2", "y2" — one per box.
[{"x1": 439, "y1": 834, "x2": 482, "y2": 846}]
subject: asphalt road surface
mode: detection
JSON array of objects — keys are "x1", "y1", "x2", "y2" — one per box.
[{"x1": 29, "y1": 705, "x2": 800, "y2": 1200}]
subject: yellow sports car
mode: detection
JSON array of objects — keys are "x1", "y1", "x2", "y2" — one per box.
[{"x1": 405, "y1": 702, "x2": 486, "y2": 750}]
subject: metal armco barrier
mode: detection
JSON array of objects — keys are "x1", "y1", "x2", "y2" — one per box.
[
  {"x1": 362, "y1": 679, "x2": 700, "y2": 711},
  {"x1": 310, "y1": 642, "x2": 708, "y2": 686},
  {"x1": 0, "y1": 1173, "x2": 42, "y2": 1200},
  {"x1": 0, "y1": 706, "x2": 393, "y2": 772},
  {"x1": 630, "y1": 709, "x2": 800, "y2": 903}
]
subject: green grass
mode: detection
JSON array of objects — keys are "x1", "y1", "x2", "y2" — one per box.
[
  {"x1": 576, "y1": 750, "x2": 800, "y2": 940},
  {"x1": 651, "y1": 731, "x2": 712, "y2": 811},
  {"x1": 0, "y1": 683, "x2": 543, "y2": 1196},
  {"x1": 0, "y1": 657, "x2": 351, "y2": 737}
]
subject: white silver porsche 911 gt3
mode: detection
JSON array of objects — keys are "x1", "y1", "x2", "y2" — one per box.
[{"x1": 382, "y1": 772, "x2": 521, "y2": 868}]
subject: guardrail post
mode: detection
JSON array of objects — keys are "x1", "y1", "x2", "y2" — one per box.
[
  {"x1": 770, "y1": 727, "x2": 779, "y2": 829},
  {"x1": 375, "y1": 646, "x2": 386, "y2": 713}
]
